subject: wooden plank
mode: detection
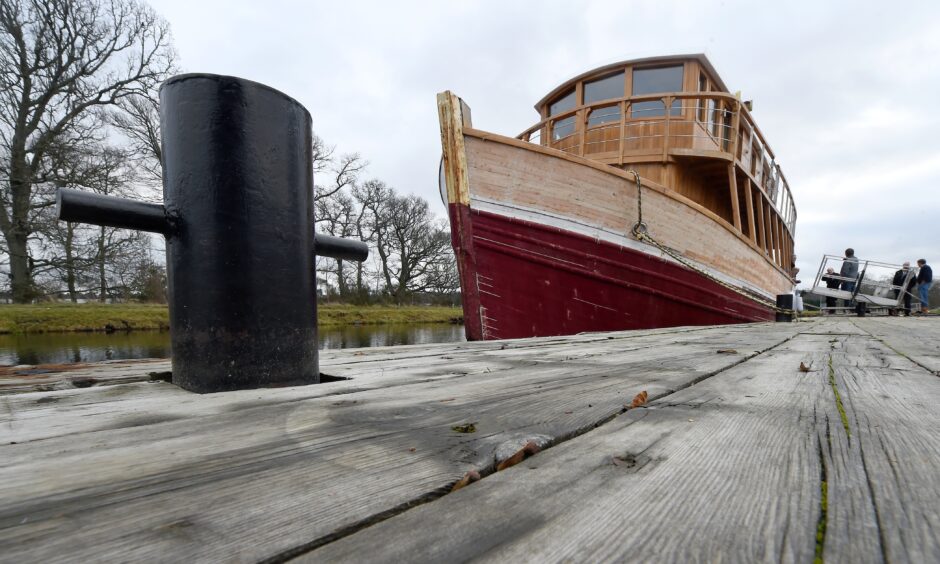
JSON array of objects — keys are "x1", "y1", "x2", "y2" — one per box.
[
  {"x1": 299, "y1": 332, "x2": 835, "y2": 562},
  {"x1": 0, "y1": 327, "x2": 734, "y2": 443},
  {"x1": 301, "y1": 322, "x2": 940, "y2": 563},
  {"x1": 744, "y1": 175, "x2": 757, "y2": 244},
  {"x1": 0, "y1": 358, "x2": 169, "y2": 394},
  {"x1": 821, "y1": 331, "x2": 940, "y2": 561},
  {"x1": 754, "y1": 186, "x2": 767, "y2": 252},
  {"x1": 727, "y1": 162, "x2": 741, "y2": 230},
  {"x1": 765, "y1": 201, "x2": 776, "y2": 262},
  {"x1": 0, "y1": 323, "x2": 803, "y2": 563},
  {"x1": 851, "y1": 317, "x2": 940, "y2": 374}
]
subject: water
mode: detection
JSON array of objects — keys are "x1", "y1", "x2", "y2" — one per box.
[{"x1": 0, "y1": 324, "x2": 466, "y2": 366}]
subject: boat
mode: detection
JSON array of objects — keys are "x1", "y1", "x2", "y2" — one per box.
[{"x1": 437, "y1": 54, "x2": 797, "y2": 340}]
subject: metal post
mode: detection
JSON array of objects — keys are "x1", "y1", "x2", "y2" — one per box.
[
  {"x1": 56, "y1": 73, "x2": 367, "y2": 393},
  {"x1": 314, "y1": 233, "x2": 369, "y2": 263},
  {"x1": 159, "y1": 74, "x2": 321, "y2": 393},
  {"x1": 775, "y1": 294, "x2": 793, "y2": 322}
]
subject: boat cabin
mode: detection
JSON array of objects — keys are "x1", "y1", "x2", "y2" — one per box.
[{"x1": 518, "y1": 54, "x2": 796, "y2": 275}]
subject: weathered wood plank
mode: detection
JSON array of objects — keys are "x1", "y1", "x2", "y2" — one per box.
[
  {"x1": 0, "y1": 323, "x2": 801, "y2": 562},
  {"x1": 824, "y1": 333, "x2": 940, "y2": 561},
  {"x1": 0, "y1": 323, "x2": 734, "y2": 396},
  {"x1": 0, "y1": 359, "x2": 169, "y2": 394},
  {"x1": 851, "y1": 317, "x2": 940, "y2": 374},
  {"x1": 295, "y1": 322, "x2": 940, "y2": 563},
  {"x1": 299, "y1": 333, "x2": 834, "y2": 562},
  {"x1": 0, "y1": 324, "x2": 771, "y2": 444}
]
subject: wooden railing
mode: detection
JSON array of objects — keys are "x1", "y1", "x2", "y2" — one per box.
[{"x1": 516, "y1": 92, "x2": 797, "y2": 235}]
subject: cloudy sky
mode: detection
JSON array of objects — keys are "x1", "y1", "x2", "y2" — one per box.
[{"x1": 150, "y1": 0, "x2": 940, "y2": 287}]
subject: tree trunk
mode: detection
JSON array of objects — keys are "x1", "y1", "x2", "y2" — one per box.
[
  {"x1": 336, "y1": 258, "x2": 347, "y2": 298},
  {"x1": 355, "y1": 262, "x2": 365, "y2": 302},
  {"x1": 7, "y1": 161, "x2": 34, "y2": 303},
  {"x1": 8, "y1": 229, "x2": 31, "y2": 303},
  {"x1": 65, "y1": 223, "x2": 77, "y2": 302},
  {"x1": 98, "y1": 226, "x2": 107, "y2": 302}
]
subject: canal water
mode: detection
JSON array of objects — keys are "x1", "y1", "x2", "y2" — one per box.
[{"x1": 0, "y1": 324, "x2": 466, "y2": 366}]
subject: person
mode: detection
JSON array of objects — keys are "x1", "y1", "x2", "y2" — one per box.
[
  {"x1": 891, "y1": 262, "x2": 916, "y2": 316},
  {"x1": 822, "y1": 267, "x2": 840, "y2": 314},
  {"x1": 840, "y1": 248, "x2": 859, "y2": 309},
  {"x1": 916, "y1": 258, "x2": 932, "y2": 314}
]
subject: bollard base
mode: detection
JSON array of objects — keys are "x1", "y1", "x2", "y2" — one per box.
[
  {"x1": 775, "y1": 294, "x2": 794, "y2": 322},
  {"x1": 170, "y1": 326, "x2": 319, "y2": 393}
]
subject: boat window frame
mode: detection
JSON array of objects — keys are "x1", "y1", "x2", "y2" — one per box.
[
  {"x1": 583, "y1": 71, "x2": 626, "y2": 105},
  {"x1": 629, "y1": 63, "x2": 685, "y2": 119},
  {"x1": 551, "y1": 114, "x2": 577, "y2": 142},
  {"x1": 548, "y1": 88, "x2": 577, "y2": 117},
  {"x1": 586, "y1": 103, "x2": 621, "y2": 129}
]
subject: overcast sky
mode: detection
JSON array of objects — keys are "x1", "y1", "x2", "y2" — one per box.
[{"x1": 150, "y1": 0, "x2": 940, "y2": 287}]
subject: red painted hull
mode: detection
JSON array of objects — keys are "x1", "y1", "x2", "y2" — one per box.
[{"x1": 449, "y1": 204, "x2": 774, "y2": 340}]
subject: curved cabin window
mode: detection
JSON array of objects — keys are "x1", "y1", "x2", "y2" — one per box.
[
  {"x1": 631, "y1": 65, "x2": 683, "y2": 118},
  {"x1": 549, "y1": 89, "x2": 575, "y2": 116},
  {"x1": 552, "y1": 116, "x2": 575, "y2": 141},
  {"x1": 549, "y1": 89, "x2": 577, "y2": 142},
  {"x1": 587, "y1": 105, "x2": 620, "y2": 127},
  {"x1": 584, "y1": 73, "x2": 624, "y2": 104}
]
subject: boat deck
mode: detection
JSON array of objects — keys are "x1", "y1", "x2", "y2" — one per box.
[{"x1": 2, "y1": 317, "x2": 940, "y2": 562}]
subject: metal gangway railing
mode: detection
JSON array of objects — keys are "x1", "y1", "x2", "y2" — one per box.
[{"x1": 805, "y1": 254, "x2": 917, "y2": 314}]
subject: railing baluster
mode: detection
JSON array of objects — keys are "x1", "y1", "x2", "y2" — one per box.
[{"x1": 662, "y1": 95, "x2": 672, "y2": 161}]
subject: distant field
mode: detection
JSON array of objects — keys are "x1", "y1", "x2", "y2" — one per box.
[{"x1": 0, "y1": 303, "x2": 463, "y2": 334}]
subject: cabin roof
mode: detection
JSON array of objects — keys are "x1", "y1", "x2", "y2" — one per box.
[{"x1": 534, "y1": 53, "x2": 729, "y2": 111}]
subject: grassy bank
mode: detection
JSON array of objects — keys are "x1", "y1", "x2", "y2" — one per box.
[{"x1": 0, "y1": 303, "x2": 463, "y2": 334}]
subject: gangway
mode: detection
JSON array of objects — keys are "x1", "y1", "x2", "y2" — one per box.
[{"x1": 805, "y1": 255, "x2": 916, "y2": 314}]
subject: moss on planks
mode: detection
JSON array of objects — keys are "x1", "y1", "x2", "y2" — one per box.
[
  {"x1": 815, "y1": 479, "x2": 828, "y2": 564},
  {"x1": 827, "y1": 354, "x2": 850, "y2": 438}
]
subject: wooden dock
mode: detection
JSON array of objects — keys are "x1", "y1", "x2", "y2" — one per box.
[{"x1": 2, "y1": 317, "x2": 939, "y2": 562}]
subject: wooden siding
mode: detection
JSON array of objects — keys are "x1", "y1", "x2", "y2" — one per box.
[{"x1": 463, "y1": 133, "x2": 793, "y2": 296}]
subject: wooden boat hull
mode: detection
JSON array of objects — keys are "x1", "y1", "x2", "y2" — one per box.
[
  {"x1": 450, "y1": 203, "x2": 775, "y2": 340},
  {"x1": 438, "y1": 92, "x2": 793, "y2": 341}
]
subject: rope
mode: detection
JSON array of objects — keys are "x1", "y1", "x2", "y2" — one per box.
[{"x1": 628, "y1": 170, "x2": 797, "y2": 315}]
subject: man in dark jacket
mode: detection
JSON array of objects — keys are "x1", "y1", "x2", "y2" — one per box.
[
  {"x1": 840, "y1": 248, "x2": 859, "y2": 308},
  {"x1": 891, "y1": 262, "x2": 916, "y2": 316},
  {"x1": 916, "y1": 259, "x2": 932, "y2": 314},
  {"x1": 822, "y1": 267, "x2": 840, "y2": 314}
]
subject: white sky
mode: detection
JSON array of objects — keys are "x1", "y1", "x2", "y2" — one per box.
[{"x1": 150, "y1": 0, "x2": 940, "y2": 286}]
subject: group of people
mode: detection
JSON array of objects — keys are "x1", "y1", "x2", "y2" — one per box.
[
  {"x1": 891, "y1": 259, "x2": 933, "y2": 315},
  {"x1": 821, "y1": 248, "x2": 933, "y2": 315}
]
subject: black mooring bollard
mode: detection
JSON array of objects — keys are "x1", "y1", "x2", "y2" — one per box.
[
  {"x1": 56, "y1": 73, "x2": 367, "y2": 393},
  {"x1": 775, "y1": 293, "x2": 794, "y2": 322}
]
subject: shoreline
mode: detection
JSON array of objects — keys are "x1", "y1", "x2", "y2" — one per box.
[{"x1": 0, "y1": 303, "x2": 463, "y2": 335}]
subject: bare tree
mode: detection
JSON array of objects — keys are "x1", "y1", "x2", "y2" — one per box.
[
  {"x1": 85, "y1": 146, "x2": 144, "y2": 301},
  {"x1": 363, "y1": 185, "x2": 456, "y2": 304},
  {"x1": 0, "y1": 0, "x2": 174, "y2": 302},
  {"x1": 107, "y1": 90, "x2": 163, "y2": 185},
  {"x1": 33, "y1": 142, "x2": 148, "y2": 301},
  {"x1": 311, "y1": 131, "x2": 366, "y2": 204},
  {"x1": 314, "y1": 189, "x2": 357, "y2": 298}
]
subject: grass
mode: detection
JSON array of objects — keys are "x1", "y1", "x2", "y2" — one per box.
[
  {"x1": 0, "y1": 303, "x2": 463, "y2": 334},
  {"x1": 0, "y1": 303, "x2": 171, "y2": 334},
  {"x1": 317, "y1": 303, "x2": 462, "y2": 327}
]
